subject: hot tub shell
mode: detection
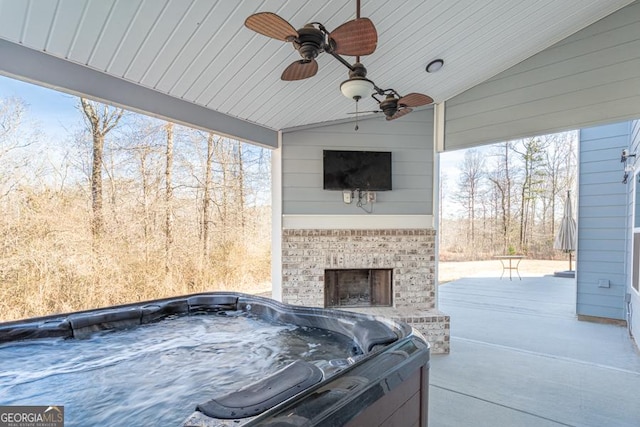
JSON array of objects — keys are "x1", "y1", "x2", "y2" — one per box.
[{"x1": 0, "y1": 293, "x2": 430, "y2": 426}]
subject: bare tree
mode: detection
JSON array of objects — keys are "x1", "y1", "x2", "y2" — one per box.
[
  {"x1": 0, "y1": 97, "x2": 41, "y2": 200},
  {"x1": 439, "y1": 171, "x2": 449, "y2": 244},
  {"x1": 542, "y1": 133, "x2": 572, "y2": 236},
  {"x1": 0, "y1": 99, "x2": 273, "y2": 322},
  {"x1": 212, "y1": 137, "x2": 233, "y2": 233},
  {"x1": 79, "y1": 98, "x2": 124, "y2": 239},
  {"x1": 236, "y1": 141, "x2": 246, "y2": 232},
  {"x1": 513, "y1": 137, "x2": 548, "y2": 249},
  {"x1": 164, "y1": 122, "x2": 174, "y2": 274},
  {"x1": 488, "y1": 142, "x2": 515, "y2": 253},
  {"x1": 440, "y1": 131, "x2": 578, "y2": 260},
  {"x1": 203, "y1": 132, "x2": 215, "y2": 260},
  {"x1": 454, "y1": 149, "x2": 485, "y2": 247},
  {"x1": 118, "y1": 118, "x2": 164, "y2": 263}
]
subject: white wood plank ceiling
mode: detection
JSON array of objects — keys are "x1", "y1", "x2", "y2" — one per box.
[{"x1": 0, "y1": 0, "x2": 634, "y2": 131}]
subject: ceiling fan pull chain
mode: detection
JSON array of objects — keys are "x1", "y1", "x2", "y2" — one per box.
[{"x1": 355, "y1": 100, "x2": 359, "y2": 131}]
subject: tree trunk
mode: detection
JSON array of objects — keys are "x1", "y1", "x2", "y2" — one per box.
[
  {"x1": 520, "y1": 181, "x2": 527, "y2": 248},
  {"x1": 220, "y1": 140, "x2": 229, "y2": 233},
  {"x1": 79, "y1": 98, "x2": 124, "y2": 241},
  {"x1": 237, "y1": 141, "x2": 245, "y2": 233},
  {"x1": 203, "y1": 132, "x2": 214, "y2": 260},
  {"x1": 165, "y1": 122, "x2": 174, "y2": 274},
  {"x1": 91, "y1": 130, "x2": 104, "y2": 238},
  {"x1": 140, "y1": 149, "x2": 151, "y2": 264},
  {"x1": 106, "y1": 150, "x2": 119, "y2": 225}
]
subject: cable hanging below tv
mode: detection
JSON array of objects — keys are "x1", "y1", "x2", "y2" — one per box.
[{"x1": 323, "y1": 150, "x2": 392, "y2": 191}]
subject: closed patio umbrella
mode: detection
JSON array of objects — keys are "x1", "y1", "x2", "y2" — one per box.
[{"x1": 554, "y1": 191, "x2": 577, "y2": 271}]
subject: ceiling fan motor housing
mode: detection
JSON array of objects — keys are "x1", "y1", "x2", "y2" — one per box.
[
  {"x1": 379, "y1": 95, "x2": 398, "y2": 117},
  {"x1": 349, "y1": 62, "x2": 368, "y2": 79},
  {"x1": 294, "y1": 24, "x2": 325, "y2": 60}
]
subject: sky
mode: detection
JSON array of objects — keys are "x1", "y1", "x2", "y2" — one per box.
[
  {"x1": 0, "y1": 75, "x2": 80, "y2": 137},
  {"x1": 0, "y1": 75, "x2": 86, "y2": 187},
  {"x1": 440, "y1": 149, "x2": 466, "y2": 178}
]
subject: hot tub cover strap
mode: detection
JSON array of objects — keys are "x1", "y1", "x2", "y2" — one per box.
[{"x1": 196, "y1": 360, "x2": 323, "y2": 419}]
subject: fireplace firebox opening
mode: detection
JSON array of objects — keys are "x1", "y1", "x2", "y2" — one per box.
[{"x1": 324, "y1": 269, "x2": 392, "y2": 308}]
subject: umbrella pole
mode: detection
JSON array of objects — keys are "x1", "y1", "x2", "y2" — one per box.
[{"x1": 569, "y1": 252, "x2": 572, "y2": 271}]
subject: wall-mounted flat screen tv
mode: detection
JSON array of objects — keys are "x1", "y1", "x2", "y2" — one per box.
[{"x1": 323, "y1": 150, "x2": 392, "y2": 191}]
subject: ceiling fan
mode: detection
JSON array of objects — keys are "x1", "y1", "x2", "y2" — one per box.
[
  {"x1": 351, "y1": 91, "x2": 435, "y2": 121},
  {"x1": 245, "y1": 1, "x2": 435, "y2": 126},
  {"x1": 244, "y1": 9, "x2": 377, "y2": 81}
]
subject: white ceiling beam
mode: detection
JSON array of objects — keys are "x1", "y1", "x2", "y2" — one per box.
[{"x1": 0, "y1": 39, "x2": 278, "y2": 148}]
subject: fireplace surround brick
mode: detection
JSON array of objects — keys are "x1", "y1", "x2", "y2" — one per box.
[{"x1": 281, "y1": 228, "x2": 450, "y2": 353}]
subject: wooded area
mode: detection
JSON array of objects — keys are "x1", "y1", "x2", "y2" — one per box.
[
  {"x1": 439, "y1": 131, "x2": 577, "y2": 260},
  {"x1": 0, "y1": 89, "x2": 579, "y2": 320},
  {"x1": 0, "y1": 96, "x2": 271, "y2": 321}
]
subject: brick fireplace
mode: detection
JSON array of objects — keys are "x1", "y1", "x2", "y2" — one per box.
[{"x1": 281, "y1": 228, "x2": 450, "y2": 353}]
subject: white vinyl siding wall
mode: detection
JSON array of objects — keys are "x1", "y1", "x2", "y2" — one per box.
[
  {"x1": 281, "y1": 110, "x2": 434, "y2": 216},
  {"x1": 444, "y1": 1, "x2": 640, "y2": 151},
  {"x1": 577, "y1": 122, "x2": 632, "y2": 320}
]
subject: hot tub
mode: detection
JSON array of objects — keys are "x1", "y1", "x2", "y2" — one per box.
[{"x1": 0, "y1": 293, "x2": 430, "y2": 426}]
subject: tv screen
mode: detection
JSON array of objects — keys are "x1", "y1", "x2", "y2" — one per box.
[{"x1": 323, "y1": 150, "x2": 392, "y2": 191}]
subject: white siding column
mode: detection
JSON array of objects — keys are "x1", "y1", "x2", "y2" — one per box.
[
  {"x1": 270, "y1": 132, "x2": 283, "y2": 301},
  {"x1": 433, "y1": 103, "x2": 445, "y2": 307}
]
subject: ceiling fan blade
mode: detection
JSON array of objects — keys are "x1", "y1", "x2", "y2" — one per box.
[
  {"x1": 281, "y1": 60, "x2": 318, "y2": 81},
  {"x1": 346, "y1": 110, "x2": 382, "y2": 115},
  {"x1": 386, "y1": 107, "x2": 413, "y2": 121},
  {"x1": 397, "y1": 93, "x2": 433, "y2": 107},
  {"x1": 245, "y1": 12, "x2": 298, "y2": 41},
  {"x1": 330, "y1": 18, "x2": 378, "y2": 56}
]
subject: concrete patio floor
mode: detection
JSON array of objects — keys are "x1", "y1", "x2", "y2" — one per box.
[{"x1": 430, "y1": 275, "x2": 640, "y2": 427}]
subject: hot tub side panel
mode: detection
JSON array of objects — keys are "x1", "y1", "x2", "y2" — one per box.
[
  {"x1": 345, "y1": 364, "x2": 429, "y2": 427},
  {"x1": 227, "y1": 336, "x2": 430, "y2": 427}
]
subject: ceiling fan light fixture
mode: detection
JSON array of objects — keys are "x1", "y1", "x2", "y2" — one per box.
[
  {"x1": 426, "y1": 59, "x2": 444, "y2": 73},
  {"x1": 340, "y1": 77, "x2": 374, "y2": 100}
]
